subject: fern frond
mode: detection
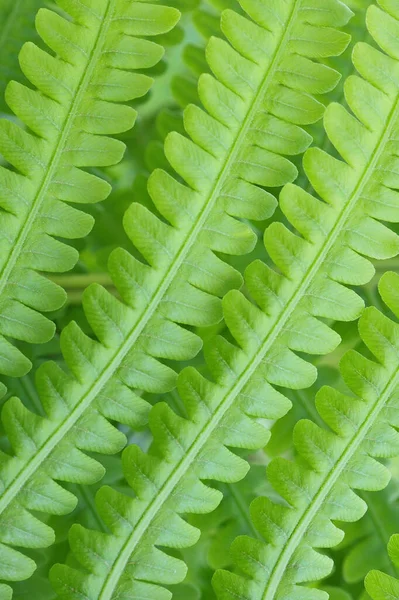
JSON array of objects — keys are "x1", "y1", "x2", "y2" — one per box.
[
  {"x1": 0, "y1": 0, "x2": 43, "y2": 114},
  {"x1": 0, "y1": 0, "x2": 180, "y2": 377},
  {"x1": 306, "y1": 0, "x2": 370, "y2": 156},
  {"x1": 50, "y1": 271, "x2": 399, "y2": 600},
  {"x1": 0, "y1": 0, "x2": 353, "y2": 588},
  {"x1": 211, "y1": 272, "x2": 399, "y2": 600},
  {"x1": 365, "y1": 534, "x2": 399, "y2": 600},
  {"x1": 40, "y1": 1, "x2": 399, "y2": 595}
]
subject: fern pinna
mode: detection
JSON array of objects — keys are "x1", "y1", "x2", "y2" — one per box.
[
  {"x1": 0, "y1": 0, "x2": 351, "y2": 594},
  {"x1": 38, "y1": 4, "x2": 398, "y2": 600},
  {"x1": 41, "y1": 1, "x2": 399, "y2": 599},
  {"x1": 51, "y1": 264, "x2": 399, "y2": 600},
  {"x1": 211, "y1": 270, "x2": 399, "y2": 600},
  {"x1": 0, "y1": 0, "x2": 180, "y2": 377}
]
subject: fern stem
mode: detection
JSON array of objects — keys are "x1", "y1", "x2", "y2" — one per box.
[
  {"x1": 227, "y1": 480, "x2": 261, "y2": 541},
  {"x1": 171, "y1": 382, "x2": 260, "y2": 542},
  {"x1": 0, "y1": 2, "x2": 117, "y2": 297},
  {"x1": 261, "y1": 370, "x2": 399, "y2": 600},
  {"x1": 289, "y1": 388, "x2": 322, "y2": 428},
  {"x1": 0, "y1": 0, "x2": 304, "y2": 536},
  {"x1": 90, "y1": 68, "x2": 399, "y2": 600},
  {"x1": 76, "y1": 484, "x2": 106, "y2": 534},
  {"x1": 50, "y1": 273, "x2": 116, "y2": 304}
]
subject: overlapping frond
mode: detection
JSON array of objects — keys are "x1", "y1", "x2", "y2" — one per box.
[
  {"x1": 0, "y1": 0, "x2": 352, "y2": 592},
  {"x1": 211, "y1": 271, "x2": 399, "y2": 600},
  {"x1": 365, "y1": 534, "x2": 399, "y2": 599},
  {"x1": 143, "y1": 0, "x2": 228, "y2": 170},
  {"x1": 0, "y1": 0, "x2": 180, "y2": 376},
  {"x1": 49, "y1": 266, "x2": 399, "y2": 600},
  {"x1": 44, "y1": 1, "x2": 399, "y2": 596}
]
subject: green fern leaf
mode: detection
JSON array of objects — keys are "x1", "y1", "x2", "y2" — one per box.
[
  {"x1": 211, "y1": 271, "x2": 399, "y2": 600},
  {"x1": 0, "y1": 0, "x2": 43, "y2": 114},
  {"x1": 47, "y1": 271, "x2": 399, "y2": 599},
  {"x1": 0, "y1": 0, "x2": 180, "y2": 377},
  {"x1": 365, "y1": 534, "x2": 399, "y2": 600},
  {"x1": 0, "y1": 0, "x2": 353, "y2": 588},
  {"x1": 41, "y1": 1, "x2": 399, "y2": 595},
  {"x1": 0, "y1": 584, "x2": 12, "y2": 600}
]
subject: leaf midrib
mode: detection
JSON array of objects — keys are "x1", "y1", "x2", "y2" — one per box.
[
  {"x1": 0, "y1": 2, "x2": 113, "y2": 294},
  {"x1": 97, "y1": 2, "x2": 303, "y2": 596},
  {"x1": 98, "y1": 32, "x2": 399, "y2": 600},
  {"x1": 262, "y1": 365, "x2": 399, "y2": 599},
  {"x1": 0, "y1": 0, "x2": 298, "y2": 531},
  {"x1": 0, "y1": 1, "x2": 118, "y2": 512}
]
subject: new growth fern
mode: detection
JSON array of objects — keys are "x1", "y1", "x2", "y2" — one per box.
[{"x1": 2, "y1": 0, "x2": 399, "y2": 599}]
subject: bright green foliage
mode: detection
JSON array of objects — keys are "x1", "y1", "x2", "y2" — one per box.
[
  {"x1": 42, "y1": 1, "x2": 399, "y2": 596},
  {"x1": 146, "y1": 0, "x2": 230, "y2": 166},
  {"x1": 365, "y1": 535, "x2": 399, "y2": 600},
  {"x1": 49, "y1": 266, "x2": 399, "y2": 600},
  {"x1": 0, "y1": 0, "x2": 180, "y2": 377},
  {"x1": 3, "y1": 0, "x2": 399, "y2": 599},
  {"x1": 212, "y1": 271, "x2": 399, "y2": 600},
  {"x1": 0, "y1": 0, "x2": 354, "y2": 592},
  {"x1": 187, "y1": 464, "x2": 270, "y2": 575}
]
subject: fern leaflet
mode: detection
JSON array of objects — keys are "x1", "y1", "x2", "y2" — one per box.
[
  {"x1": 211, "y1": 270, "x2": 399, "y2": 600},
  {"x1": 46, "y1": 1, "x2": 399, "y2": 596},
  {"x1": 341, "y1": 484, "x2": 399, "y2": 588},
  {"x1": 0, "y1": 0, "x2": 351, "y2": 591},
  {"x1": 0, "y1": 0, "x2": 179, "y2": 376}
]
